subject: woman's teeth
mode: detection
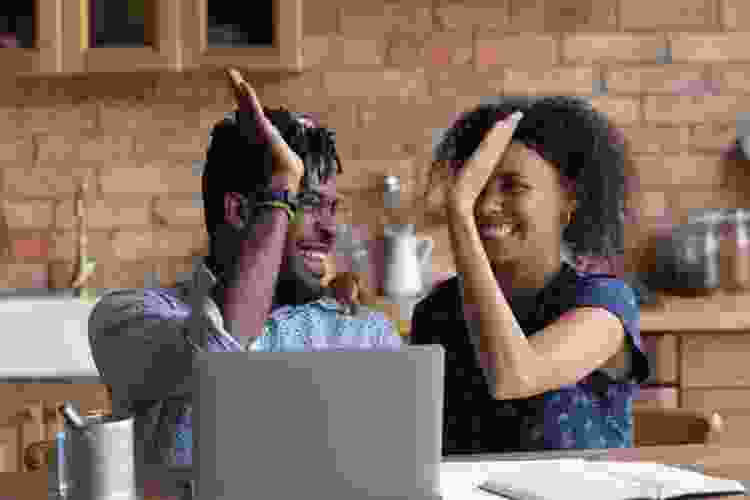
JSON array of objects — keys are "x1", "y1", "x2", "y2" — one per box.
[{"x1": 480, "y1": 224, "x2": 515, "y2": 238}]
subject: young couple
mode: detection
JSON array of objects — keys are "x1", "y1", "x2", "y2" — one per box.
[{"x1": 89, "y1": 69, "x2": 649, "y2": 467}]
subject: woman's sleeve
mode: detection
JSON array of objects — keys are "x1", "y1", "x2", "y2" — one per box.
[{"x1": 574, "y1": 277, "x2": 650, "y2": 384}]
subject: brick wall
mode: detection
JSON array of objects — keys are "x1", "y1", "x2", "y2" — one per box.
[{"x1": 1, "y1": 0, "x2": 749, "y2": 291}]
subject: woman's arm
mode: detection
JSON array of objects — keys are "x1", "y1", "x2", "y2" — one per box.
[{"x1": 447, "y1": 208, "x2": 625, "y2": 400}]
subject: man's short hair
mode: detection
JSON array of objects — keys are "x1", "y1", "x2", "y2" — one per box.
[{"x1": 202, "y1": 107, "x2": 343, "y2": 243}]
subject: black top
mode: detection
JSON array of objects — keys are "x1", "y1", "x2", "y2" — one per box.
[{"x1": 410, "y1": 262, "x2": 650, "y2": 455}]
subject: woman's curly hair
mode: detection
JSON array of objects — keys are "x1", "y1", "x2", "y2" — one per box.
[{"x1": 430, "y1": 96, "x2": 631, "y2": 270}]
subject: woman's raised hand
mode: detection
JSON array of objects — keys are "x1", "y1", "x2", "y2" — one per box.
[{"x1": 226, "y1": 68, "x2": 304, "y2": 194}]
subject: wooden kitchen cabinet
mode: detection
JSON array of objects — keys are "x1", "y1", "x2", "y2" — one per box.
[
  {"x1": 60, "y1": 0, "x2": 181, "y2": 73},
  {"x1": 1, "y1": 0, "x2": 65, "y2": 76},
  {"x1": 3, "y1": 0, "x2": 301, "y2": 76},
  {"x1": 180, "y1": 0, "x2": 302, "y2": 72},
  {"x1": 0, "y1": 383, "x2": 110, "y2": 472}
]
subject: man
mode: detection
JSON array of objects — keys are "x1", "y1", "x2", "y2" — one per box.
[{"x1": 88, "y1": 70, "x2": 402, "y2": 468}]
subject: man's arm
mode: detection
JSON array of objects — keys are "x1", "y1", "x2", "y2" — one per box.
[{"x1": 221, "y1": 205, "x2": 290, "y2": 342}]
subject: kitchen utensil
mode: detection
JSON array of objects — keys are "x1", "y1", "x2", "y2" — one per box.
[{"x1": 62, "y1": 411, "x2": 137, "y2": 500}]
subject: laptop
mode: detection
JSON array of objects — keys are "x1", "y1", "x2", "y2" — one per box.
[{"x1": 192, "y1": 344, "x2": 445, "y2": 500}]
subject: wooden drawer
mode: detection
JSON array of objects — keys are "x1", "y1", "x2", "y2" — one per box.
[
  {"x1": 681, "y1": 333, "x2": 750, "y2": 388},
  {"x1": 682, "y1": 388, "x2": 750, "y2": 411},
  {"x1": 642, "y1": 334, "x2": 679, "y2": 385}
]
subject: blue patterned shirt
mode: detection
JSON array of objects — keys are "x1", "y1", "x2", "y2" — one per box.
[
  {"x1": 410, "y1": 261, "x2": 650, "y2": 455},
  {"x1": 89, "y1": 258, "x2": 402, "y2": 467}
]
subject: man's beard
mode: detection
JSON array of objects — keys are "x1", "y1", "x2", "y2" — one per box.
[{"x1": 273, "y1": 254, "x2": 329, "y2": 307}]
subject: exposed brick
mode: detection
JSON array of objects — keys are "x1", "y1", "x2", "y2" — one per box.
[
  {"x1": 620, "y1": 0, "x2": 718, "y2": 30},
  {"x1": 133, "y1": 128, "x2": 209, "y2": 164},
  {"x1": 253, "y1": 72, "x2": 326, "y2": 111},
  {"x1": 339, "y1": 37, "x2": 385, "y2": 67},
  {"x1": 722, "y1": 0, "x2": 750, "y2": 30},
  {"x1": 510, "y1": 0, "x2": 617, "y2": 32},
  {"x1": 605, "y1": 66, "x2": 706, "y2": 95},
  {"x1": 503, "y1": 67, "x2": 596, "y2": 96},
  {"x1": 436, "y1": 1, "x2": 508, "y2": 31},
  {"x1": 48, "y1": 258, "x2": 157, "y2": 290},
  {"x1": 667, "y1": 189, "x2": 740, "y2": 224},
  {"x1": 3, "y1": 167, "x2": 95, "y2": 197},
  {"x1": 389, "y1": 31, "x2": 472, "y2": 68},
  {"x1": 11, "y1": 236, "x2": 50, "y2": 260},
  {"x1": 0, "y1": 263, "x2": 49, "y2": 289},
  {"x1": 691, "y1": 123, "x2": 739, "y2": 152},
  {"x1": 644, "y1": 95, "x2": 750, "y2": 124},
  {"x1": 634, "y1": 154, "x2": 725, "y2": 187},
  {"x1": 563, "y1": 35, "x2": 666, "y2": 64},
  {"x1": 323, "y1": 70, "x2": 429, "y2": 100},
  {"x1": 622, "y1": 125, "x2": 690, "y2": 154},
  {"x1": 304, "y1": 0, "x2": 340, "y2": 35},
  {"x1": 153, "y1": 257, "x2": 199, "y2": 288},
  {"x1": 475, "y1": 33, "x2": 557, "y2": 70},
  {"x1": 15, "y1": 105, "x2": 97, "y2": 135},
  {"x1": 0, "y1": 136, "x2": 33, "y2": 167},
  {"x1": 67, "y1": 73, "x2": 157, "y2": 104},
  {"x1": 99, "y1": 165, "x2": 200, "y2": 195},
  {"x1": 671, "y1": 33, "x2": 750, "y2": 63},
  {"x1": 99, "y1": 102, "x2": 203, "y2": 135},
  {"x1": 341, "y1": 2, "x2": 434, "y2": 36},
  {"x1": 358, "y1": 97, "x2": 479, "y2": 161},
  {"x1": 588, "y1": 97, "x2": 641, "y2": 125},
  {"x1": 719, "y1": 65, "x2": 750, "y2": 93},
  {"x1": 2, "y1": 200, "x2": 54, "y2": 230},
  {"x1": 428, "y1": 67, "x2": 504, "y2": 101},
  {"x1": 153, "y1": 197, "x2": 204, "y2": 227},
  {"x1": 153, "y1": 71, "x2": 233, "y2": 106},
  {"x1": 50, "y1": 230, "x2": 114, "y2": 261},
  {"x1": 636, "y1": 191, "x2": 671, "y2": 220},
  {"x1": 110, "y1": 229, "x2": 207, "y2": 261},
  {"x1": 337, "y1": 158, "x2": 416, "y2": 197},
  {"x1": 36, "y1": 133, "x2": 134, "y2": 167},
  {"x1": 303, "y1": 35, "x2": 385, "y2": 68},
  {"x1": 56, "y1": 196, "x2": 152, "y2": 231},
  {"x1": 302, "y1": 36, "x2": 337, "y2": 68}
]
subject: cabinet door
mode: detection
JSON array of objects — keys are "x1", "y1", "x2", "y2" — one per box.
[
  {"x1": 681, "y1": 333, "x2": 750, "y2": 388},
  {"x1": 0, "y1": 0, "x2": 64, "y2": 75},
  {"x1": 61, "y1": 0, "x2": 181, "y2": 73},
  {"x1": 0, "y1": 399, "x2": 45, "y2": 472},
  {"x1": 181, "y1": 0, "x2": 302, "y2": 72}
]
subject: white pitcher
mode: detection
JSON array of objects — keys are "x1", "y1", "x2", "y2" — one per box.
[{"x1": 382, "y1": 223, "x2": 434, "y2": 299}]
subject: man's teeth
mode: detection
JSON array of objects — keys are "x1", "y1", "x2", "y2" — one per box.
[
  {"x1": 302, "y1": 250, "x2": 326, "y2": 260},
  {"x1": 498, "y1": 225, "x2": 512, "y2": 237}
]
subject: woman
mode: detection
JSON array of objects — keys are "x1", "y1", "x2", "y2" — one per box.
[{"x1": 410, "y1": 96, "x2": 650, "y2": 455}]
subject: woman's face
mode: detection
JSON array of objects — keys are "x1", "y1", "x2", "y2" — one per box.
[{"x1": 473, "y1": 140, "x2": 575, "y2": 272}]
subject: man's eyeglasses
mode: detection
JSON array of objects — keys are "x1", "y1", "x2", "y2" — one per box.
[{"x1": 297, "y1": 192, "x2": 340, "y2": 218}]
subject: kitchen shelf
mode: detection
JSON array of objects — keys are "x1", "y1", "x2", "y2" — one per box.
[{"x1": 640, "y1": 291, "x2": 750, "y2": 332}]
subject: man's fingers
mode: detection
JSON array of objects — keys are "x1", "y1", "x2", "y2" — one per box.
[{"x1": 227, "y1": 68, "x2": 265, "y2": 118}]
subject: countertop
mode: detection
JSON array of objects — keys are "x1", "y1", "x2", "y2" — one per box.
[{"x1": 3, "y1": 445, "x2": 748, "y2": 500}]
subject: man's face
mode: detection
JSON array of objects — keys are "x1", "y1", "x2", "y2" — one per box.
[{"x1": 278, "y1": 160, "x2": 340, "y2": 302}]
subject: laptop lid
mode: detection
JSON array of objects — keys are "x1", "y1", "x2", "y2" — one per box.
[{"x1": 192, "y1": 344, "x2": 445, "y2": 500}]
